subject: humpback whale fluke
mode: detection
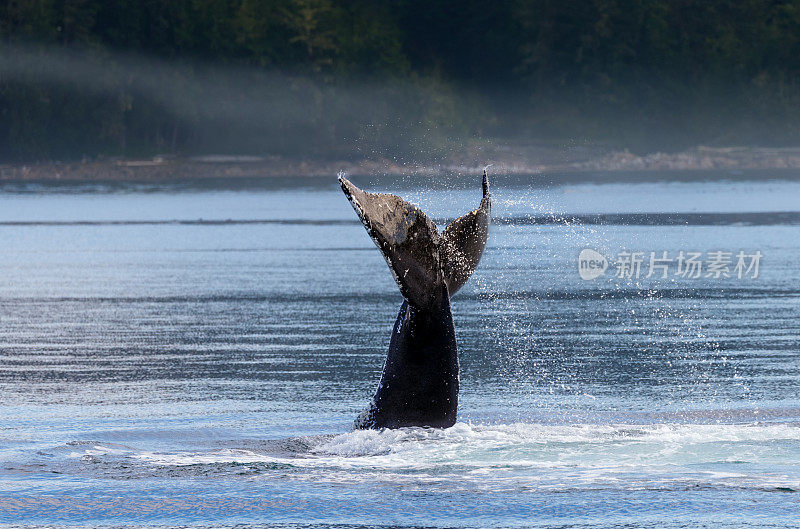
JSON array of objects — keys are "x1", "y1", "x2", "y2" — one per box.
[{"x1": 339, "y1": 171, "x2": 491, "y2": 429}]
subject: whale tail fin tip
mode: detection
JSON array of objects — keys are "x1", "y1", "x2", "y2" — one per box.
[
  {"x1": 339, "y1": 173, "x2": 491, "y2": 306},
  {"x1": 441, "y1": 172, "x2": 491, "y2": 296}
]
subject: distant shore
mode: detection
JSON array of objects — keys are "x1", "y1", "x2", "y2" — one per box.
[{"x1": 3, "y1": 146, "x2": 800, "y2": 182}]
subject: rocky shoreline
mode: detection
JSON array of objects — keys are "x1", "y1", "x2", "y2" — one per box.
[{"x1": 3, "y1": 146, "x2": 800, "y2": 182}]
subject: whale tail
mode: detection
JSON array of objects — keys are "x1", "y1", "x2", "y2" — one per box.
[{"x1": 338, "y1": 171, "x2": 491, "y2": 309}]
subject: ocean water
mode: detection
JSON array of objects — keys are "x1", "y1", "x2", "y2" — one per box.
[{"x1": 0, "y1": 172, "x2": 799, "y2": 528}]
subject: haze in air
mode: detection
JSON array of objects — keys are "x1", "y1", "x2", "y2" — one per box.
[{"x1": 2, "y1": 0, "x2": 800, "y2": 175}]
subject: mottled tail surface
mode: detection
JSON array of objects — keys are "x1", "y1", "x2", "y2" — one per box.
[{"x1": 339, "y1": 171, "x2": 491, "y2": 306}]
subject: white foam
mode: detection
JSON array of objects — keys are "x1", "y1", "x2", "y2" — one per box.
[
  {"x1": 133, "y1": 448, "x2": 283, "y2": 466},
  {"x1": 312, "y1": 422, "x2": 800, "y2": 458},
  {"x1": 65, "y1": 422, "x2": 800, "y2": 492}
]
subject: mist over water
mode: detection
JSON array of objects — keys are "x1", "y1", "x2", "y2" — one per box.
[
  {"x1": 0, "y1": 44, "x2": 480, "y2": 161},
  {"x1": 0, "y1": 173, "x2": 798, "y2": 527}
]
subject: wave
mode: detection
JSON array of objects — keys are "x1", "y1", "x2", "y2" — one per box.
[
  {"x1": 2, "y1": 210, "x2": 799, "y2": 227},
  {"x1": 12, "y1": 422, "x2": 798, "y2": 493},
  {"x1": 493, "y1": 211, "x2": 800, "y2": 226},
  {"x1": 4, "y1": 287, "x2": 797, "y2": 305},
  {"x1": 311, "y1": 421, "x2": 800, "y2": 455}
]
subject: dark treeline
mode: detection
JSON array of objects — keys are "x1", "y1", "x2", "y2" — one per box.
[{"x1": 1, "y1": 0, "x2": 800, "y2": 161}]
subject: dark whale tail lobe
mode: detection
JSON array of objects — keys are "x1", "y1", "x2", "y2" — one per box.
[
  {"x1": 440, "y1": 171, "x2": 491, "y2": 296},
  {"x1": 338, "y1": 172, "x2": 491, "y2": 306}
]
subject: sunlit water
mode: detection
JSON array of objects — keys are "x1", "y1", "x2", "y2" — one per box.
[{"x1": 1, "y1": 173, "x2": 799, "y2": 528}]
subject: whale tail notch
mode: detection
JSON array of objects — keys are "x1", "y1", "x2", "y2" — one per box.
[{"x1": 339, "y1": 171, "x2": 491, "y2": 308}]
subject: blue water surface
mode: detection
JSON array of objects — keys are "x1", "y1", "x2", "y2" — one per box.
[{"x1": 0, "y1": 172, "x2": 799, "y2": 528}]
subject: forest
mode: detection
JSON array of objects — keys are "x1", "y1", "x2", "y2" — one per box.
[{"x1": 1, "y1": 0, "x2": 800, "y2": 161}]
